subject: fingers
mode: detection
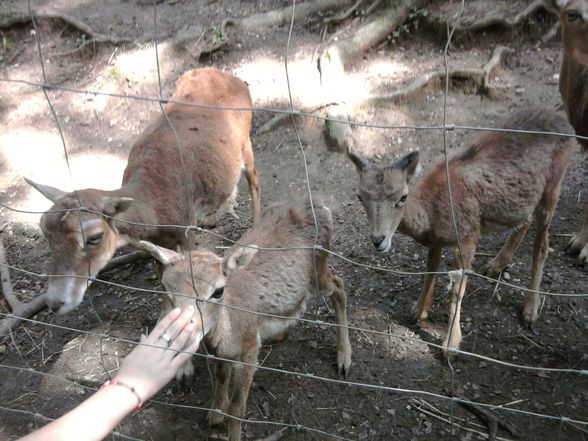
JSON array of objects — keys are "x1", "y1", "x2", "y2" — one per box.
[
  {"x1": 145, "y1": 307, "x2": 183, "y2": 345},
  {"x1": 170, "y1": 330, "x2": 201, "y2": 371},
  {"x1": 162, "y1": 305, "x2": 195, "y2": 343}
]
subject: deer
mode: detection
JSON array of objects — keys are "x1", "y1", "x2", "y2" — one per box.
[
  {"x1": 137, "y1": 199, "x2": 352, "y2": 441},
  {"x1": 349, "y1": 109, "x2": 574, "y2": 354},
  {"x1": 26, "y1": 68, "x2": 261, "y2": 315},
  {"x1": 544, "y1": 0, "x2": 588, "y2": 270}
]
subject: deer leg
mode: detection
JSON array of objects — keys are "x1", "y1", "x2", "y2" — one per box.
[
  {"x1": 483, "y1": 221, "x2": 530, "y2": 277},
  {"x1": 523, "y1": 196, "x2": 559, "y2": 325},
  {"x1": 565, "y1": 203, "x2": 588, "y2": 270},
  {"x1": 316, "y1": 251, "x2": 352, "y2": 377},
  {"x1": 411, "y1": 246, "x2": 442, "y2": 324},
  {"x1": 442, "y1": 239, "x2": 476, "y2": 355},
  {"x1": 227, "y1": 345, "x2": 259, "y2": 441},
  {"x1": 208, "y1": 360, "x2": 232, "y2": 427},
  {"x1": 242, "y1": 138, "x2": 261, "y2": 225}
]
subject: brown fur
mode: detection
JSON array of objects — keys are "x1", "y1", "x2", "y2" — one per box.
[
  {"x1": 26, "y1": 68, "x2": 261, "y2": 314},
  {"x1": 546, "y1": 0, "x2": 588, "y2": 266},
  {"x1": 350, "y1": 109, "x2": 574, "y2": 353},
  {"x1": 140, "y1": 200, "x2": 352, "y2": 441}
]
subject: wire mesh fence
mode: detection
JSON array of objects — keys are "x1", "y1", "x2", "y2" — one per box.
[{"x1": 0, "y1": 0, "x2": 587, "y2": 439}]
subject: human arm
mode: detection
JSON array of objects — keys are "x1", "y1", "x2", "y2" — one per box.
[{"x1": 19, "y1": 305, "x2": 198, "y2": 441}]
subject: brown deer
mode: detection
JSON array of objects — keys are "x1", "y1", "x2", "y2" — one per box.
[
  {"x1": 138, "y1": 199, "x2": 352, "y2": 441},
  {"x1": 544, "y1": 0, "x2": 588, "y2": 269},
  {"x1": 26, "y1": 68, "x2": 261, "y2": 314},
  {"x1": 349, "y1": 109, "x2": 573, "y2": 353}
]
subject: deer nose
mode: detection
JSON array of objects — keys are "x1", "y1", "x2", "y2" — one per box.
[{"x1": 371, "y1": 235, "x2": 385, "y2": 248}]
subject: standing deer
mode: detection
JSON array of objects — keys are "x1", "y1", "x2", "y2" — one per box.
[
  {"x1": 26, "y1": 68, "x2": 261, "y2": 314},
  {"x1": 138, "y1": 200, "x2": 352, "y2": 441},
  {"x1": 349, "y1": 109, "x2": 573, "y2": 353},
  {"x1": 545, "y1": 0, "x2": 588, "y2": 269}
]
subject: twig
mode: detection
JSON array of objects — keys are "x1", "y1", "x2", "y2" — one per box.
[{"x1": 454, "y1": 395, "x2": 517, "y2": 438}]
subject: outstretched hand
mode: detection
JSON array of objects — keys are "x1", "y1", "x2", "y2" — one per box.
[{"x1": 114, "y1": 305, "x2": 200, "y2": 401}]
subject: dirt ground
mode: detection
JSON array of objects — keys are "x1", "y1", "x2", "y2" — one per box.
[{"x1": 1, "y1": 0, "x2": 587, "y2": 440}]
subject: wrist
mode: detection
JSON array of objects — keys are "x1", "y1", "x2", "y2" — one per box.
[{"x1": 101, "y1": 379, "x2": 143, "y2": 411}]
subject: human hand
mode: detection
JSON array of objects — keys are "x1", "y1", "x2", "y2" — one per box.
[{"x1": 114, "y1": 306, "x2": 200, "y2": 402}]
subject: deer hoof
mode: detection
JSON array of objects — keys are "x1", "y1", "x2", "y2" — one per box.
[
  {"x1": 565, "y1": 233, "x2": 588, "y2": 257},
  {"x1": 337, "y1": 352, "x2": 352, "y2": 378},
  {"x1": 175, "y1": 361, "x2": 194, "y2": 389},
  {"x1": 208, "y1": 409, "x2": 226, "y2": 427}
]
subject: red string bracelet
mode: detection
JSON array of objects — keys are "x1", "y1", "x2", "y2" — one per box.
[{"x1": 101, "y1": 379, "x2": 143, "y2": 411}]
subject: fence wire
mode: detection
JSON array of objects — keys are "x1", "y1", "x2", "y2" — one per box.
[{"x1": 0, "y1": 0, "x2": 587, "y2": 440}]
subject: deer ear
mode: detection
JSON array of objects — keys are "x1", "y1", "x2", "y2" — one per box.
[
  {"x1": 103, "y1": 197, "x2": 134, "y2": 217},
  {"x1": 393, "y1": 151, "x2": 420, "y2": 180},
  {"x1": 347, "y1": 147, "x2": 370, "y2": 171},
  {"x1": 25, "y1": 178, "x2": 67, "y2": 203},
  {"x1": 137, "y1": 240, "x2": 182, "y2": 266},
  {"x1": 223, "y1": 245, "x2": 258, "y2": 277}
]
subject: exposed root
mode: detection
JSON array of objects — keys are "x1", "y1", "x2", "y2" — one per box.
[
  {"x1": 322, "y1": 0, "x2": 364, "y2": 27},
  {"x1": 365, "y1": 45, "x2": 512, "y2": 105},
  {"x1": 237, "y1": 0, "x2": 354, "y2": 32},
  {"x1": 319, "y1": 0, "x2": 424, "y2": 76},
  {"x1": 424, "y1": 0, "x2": 547, "y2": 34},
  {"x1": 0, "y1": 234, "x2": 47, "y2": 339},
  {"x1": 0, "y1": 11, "x2": 133, "y2": 44},
  {"x1": 256, "y1": 103, "x2": 338, "y2": 136}
]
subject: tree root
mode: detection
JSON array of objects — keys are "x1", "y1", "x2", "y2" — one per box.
[
  {"x1": 319, "y1": 0, "x2": 425, "y2": 77},
  {"x1": 322, "y1": 0, "x2": 364, "y2": 27},
  {"x1": 256, "y1": 103, "x2": 338, "y2": 136},
  {"x1": 236, "y1": 0, "x2": 354, "y2": 32},
  {"x1": 424, "y1": 0, "x2": 547, "y2": 35},
  {"x1": 0, "y1": 11, "x2": 133, "y2": 44},
  {"x1": 0, "y1": 234, "x2": 47, "y2": 339},
  {"x1": 364, "y1": 45, "x2": 512, "y2": 105}
]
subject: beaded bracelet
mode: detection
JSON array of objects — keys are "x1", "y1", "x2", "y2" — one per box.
[{"x1": 101, "y1": 379, "x2": 143, "y2": 412}]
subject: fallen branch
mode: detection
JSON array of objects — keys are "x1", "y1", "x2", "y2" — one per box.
[
  {"x1": 424, "y1": 0, "x2": 546, "y2": 34},
  {"x1": 364, "y1": 45, "x2": 512, "y2": 105}
]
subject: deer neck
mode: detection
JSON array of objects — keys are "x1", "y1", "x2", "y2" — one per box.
[{"x1": 398, "y1": 195, "x2": 431, "y2": 243}]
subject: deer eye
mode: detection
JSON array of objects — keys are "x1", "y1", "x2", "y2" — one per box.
[
  {"x1": 86, "y1": 232, "x2": 104, "y2": 246},
  {"x1": 395, "y1": 194, "x2": 408, "y2": 207},
  {"x1": 211, "y1": 287, "x2": 224, "y2": 299},
  {"x1": 566, "y1": 10, "x2": 581, "y2": 21}
]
